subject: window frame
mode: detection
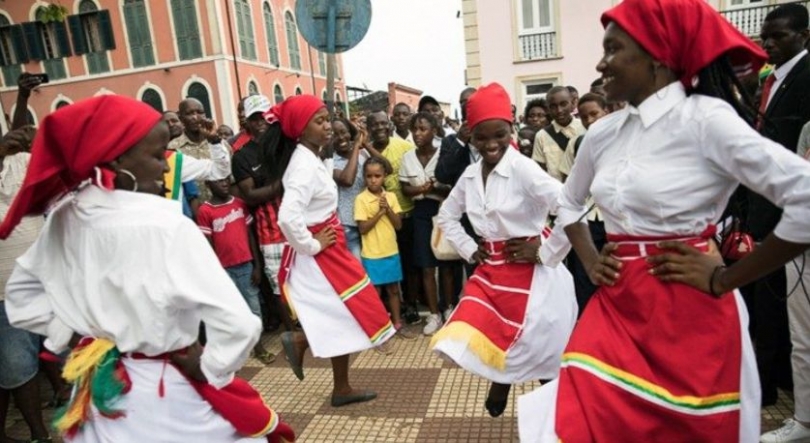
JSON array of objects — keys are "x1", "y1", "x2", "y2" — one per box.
[
  {"x1": 285, "y1": 11, "x2": 301, "y2": 71},
  {"x1": 262, "y1": 2, "x2": 279, "y2": 66},
  {"x1": 170, "y1": 0, "x2": 203, "y2": 60},
  {"x1": 121, "y1": 0, "x2": 155, "y2": 68},
  {"x1": 515, "y1": 0, "x2": 555, "y2": 35},
  {"x1": 234, "y1": 0, "x2": 257, "y2": 60}
]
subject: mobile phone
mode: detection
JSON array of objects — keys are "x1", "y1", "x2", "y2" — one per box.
[{"x1": 31, "y1": 73, "x2": 49, "y2": 84}]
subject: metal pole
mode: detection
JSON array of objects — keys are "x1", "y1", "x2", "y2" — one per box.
[
  {"x1": 305, "y1": 42, "x2": 317, "y2": 95},
  {"x1": 325, "y1": 0, "x2": 336, "y2": 116},
  {"x1": 223, "y1": 0, "x2": 243, "y2": 102}
]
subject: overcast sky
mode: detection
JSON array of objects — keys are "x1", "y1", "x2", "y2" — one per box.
[{"x1": 341, "y1": 0, "x2": 467, "y2": 112}]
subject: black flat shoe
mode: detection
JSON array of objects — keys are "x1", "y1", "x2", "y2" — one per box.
[
  {"x1": 485, "y1": 397, "x2": 508, "y2": 417},
  {"x1": 331, "y1": 390, "x2": 377, "y2": 407},
  {"x1": 280, "y1": 332, "x2": 304, "y2": 381}
]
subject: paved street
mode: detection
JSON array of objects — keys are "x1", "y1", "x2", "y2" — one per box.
[{"x1": 7, "y1": 328, "x2": 796, "y2": 442}]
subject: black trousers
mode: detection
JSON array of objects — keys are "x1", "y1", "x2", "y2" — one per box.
[
  {"x1": 752, "y1": 266, "x2": 793, "y2": 405},
  {"x1": 567, "y1": 220, "x2": 606, "y2": 316}
]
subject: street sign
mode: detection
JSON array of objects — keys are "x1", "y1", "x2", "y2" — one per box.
[{"x1": 295, "y1": 0, "x2": 372, "y2": 54}]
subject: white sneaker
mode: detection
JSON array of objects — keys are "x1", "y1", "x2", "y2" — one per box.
[
  {"x1": 761, "y1": 419, "x2": 810, "y2": 443},
  {"x1": 443, "y1": 305, "x2": 455, "y2": 322},
  {"x1": 422, "y1": 313, "x2": 443, "y2": 336}
]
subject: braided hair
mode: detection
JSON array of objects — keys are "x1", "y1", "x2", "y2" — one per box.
[
  {"x1": 692, "y1": 55, "x2": 760, "y2": 128},
  {"x1": 257, "y1": 121, "x2": 298, "y2": 187}
]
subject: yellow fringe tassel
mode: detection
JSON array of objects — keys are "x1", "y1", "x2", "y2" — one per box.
[
  {"x1": 61, "y1": 338, "x2": 117, "y2": 382},
  {"x1": 282, "y1": 283, "x2": 299, "y2": 321},
  {"x1": 430, "y1": 321, "x2": 507, "y2": 371},
  {"x1": 55, "y1": 376, "x2": 92, "y2": 434},
  {"x1": 55, "y1": 338, "x2": 117, "y2": 435}
]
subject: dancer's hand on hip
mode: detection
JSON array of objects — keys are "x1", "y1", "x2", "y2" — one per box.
[
  {"x1": 315, "y1": 226, "x2": 337, "y2": 251},
  {"x1": 170, "y1": 342, "x2": 207, "y2": 382},
  {"x1": 504, "y1": 238, "x2": 541, "y2": 264},
  {"x1": 587, "y1": 243, "x2": 622, "y2": 286},
  {"x1": 647, "y1": 240, "x2": 725, "y2": 294}
]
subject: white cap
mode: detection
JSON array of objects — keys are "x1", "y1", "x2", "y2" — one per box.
[{"x1": 244, "y1": 94, "x2": 271, "y2": 118}]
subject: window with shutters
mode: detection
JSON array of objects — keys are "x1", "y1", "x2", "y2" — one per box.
[
  {"x1": 123, "y1": 0, "x2": 155, "y2": 68},
  {"x1": 285, "y1": 12, "x2": 300, "y2": 70},
  {"x1": 317, "y1": 51, "x2": 326, "y2": 75},
  {"x1": 141, "y1": 88, "x2": 163, "y2": 112},
  {"x1": 248, "y1": 80, "x2": 259, "y2": 95},
  {"x1": 234, "y1": 0, "x2": 256, "y2": 60},
  {"x1": 187, "y1": 82, "x2": 212, "y2": 118},
  {"x1": 55, "y1": 100, "x2": 70, "y2": 109},
  {"x1": 294, "y1": 87, "x2": 302, "y2": 96},
  {"x1": 273, "y1": 84, "x2": 284, "y2": 104},
  {"x1": 0, "y1": 15, "x2": 24, "y2": 87},
  {"x1": 262, "y1": 2, "x2": 279, "y2": 66},
  {"x1": 76, "y1": 0, "x2": 112, "y2": 74},
  {"x1": 171, "y1": 0, "x2": 202, "y2": 60},
  {"x1": 31, "y1": 8, "x2": 69, "y2": 81}
]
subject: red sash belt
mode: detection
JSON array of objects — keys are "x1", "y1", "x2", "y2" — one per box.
[{"x1": 277, "y1": 214, "x2": 394, "y2": 344}]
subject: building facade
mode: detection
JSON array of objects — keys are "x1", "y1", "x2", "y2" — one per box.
[
  {"x1": 0, "y1": 0, "x2": 347, "y2": 132},
  {"x1": 464, "y1": 0, "x2": 809, "y2": 111}
]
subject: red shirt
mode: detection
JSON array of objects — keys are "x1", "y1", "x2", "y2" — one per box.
[
  {"x1": 197, "y1": 197, "x2": 254, "y2": 268},
  {"x1": 254, "y1": 199, "x2": 285, "y2": 245}
]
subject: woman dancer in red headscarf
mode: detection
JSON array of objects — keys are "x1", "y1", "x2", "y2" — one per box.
[
  {"x1": 430, "y1": 83, "x2": 577, "y2": 417},
  {"x1": 268, "y1": 95, "x2": 395, "y2": 407},
  {"x1": 518, "y1": 0, "x2": 810, "y2": 442},
  {"x1": 0, "y1": 96, "x2": 294, "y2": 442}
]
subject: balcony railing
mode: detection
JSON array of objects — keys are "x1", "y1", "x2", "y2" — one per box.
[
  {"x1": 721, "y1": 1, "x2": 810, "y2": 37},
  {"x1": 518, "y1": 31, "x2": 557, "y2": 61}
]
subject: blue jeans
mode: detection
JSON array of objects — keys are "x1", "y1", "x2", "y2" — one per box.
[
  {"x1": 344, "y1": 225, "x2": 361, "y2": 260},
  {"x1": 0, "y1": 301, "x2": 40, "y2": 389},
  {"x1": 225, "y1": 262, "x2": 262, "y2": 320}
]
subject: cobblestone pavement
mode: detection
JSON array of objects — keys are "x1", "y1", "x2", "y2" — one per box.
[{"x1": 6, "y1": 329, "x2": 796, "y2": 442}]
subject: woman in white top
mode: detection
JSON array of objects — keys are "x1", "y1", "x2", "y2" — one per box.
[
  {"x1": 269, "y1": 95, "x2": 395, "y2": 408},
  {"x1": 432, "y1": 83, "x2": 577, "y2": 418},
  {"x1": 0, "y1": 96, "x2": 293, "y2": 442},
  {"x1": 399, "y1": 112, "x2": 455, "y2": 336},
  {"x1": 519, "y1": 1, "x2": 810, "y2": 442}
]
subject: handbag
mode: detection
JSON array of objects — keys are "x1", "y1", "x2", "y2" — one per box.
[
  {"x1": 719, "y1": 189, "x2": 754, "y2": 261},
  {"x1": 430, "y1": 216, "x2": 461, "y2": 261}
]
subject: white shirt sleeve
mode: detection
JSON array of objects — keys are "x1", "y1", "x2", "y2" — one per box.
[
  {"x1": 518, "y1": 162, "x2": 572, "y2": 267},
  {"x1": 798, "y1": 121, "x2": 810, "y2": 159},
  {"x1": 701, "y1": 101, "x2": 810, "y2": 244},
  {"x1": 278, "y1": 155, "x2": 323, "y2": 256},
  {"x1": 5, "y1": 265, "x2": 75, "y2": 353},
  {"x1": 179, "y1": 142, "x2": 232, "y2": 182},
  {"x1": 437, "y1": 179, "x2": 479, "y2": 262},
  {"x1": 162, "y1": 224, "x2": 261, "y2": 389}
]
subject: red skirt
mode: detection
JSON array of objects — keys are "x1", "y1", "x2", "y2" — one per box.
[{"x1": 554, "y1": 234, "x2": 750, "y2": 442}]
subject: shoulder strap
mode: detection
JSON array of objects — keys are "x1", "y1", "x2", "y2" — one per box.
[
  {"x1": 573, "y1": 135, "x2": 585, "y2": 158},
  {"x1": 543, "y1": 123, "x2": 571, "y2": 150}
]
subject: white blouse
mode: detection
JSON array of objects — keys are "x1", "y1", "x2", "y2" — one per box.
[
  {"x1": 559, "y1": 82, "x2": 810, "y2": 244},
  {"x1": 278, "y1": 145, "x2": 339, "y2": 256},
  {"x1": 5, "y1": 185, "x2": 261, "y2": 389},
  {"x1": 399, "y1": 147, "x2": 443, "y2": 201},
  {"x1": 437, "y1": 147, "x2": 572, "y2": 267}
]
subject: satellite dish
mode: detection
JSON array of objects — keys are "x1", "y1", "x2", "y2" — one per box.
[{"x1": 295, "y1": 0, "x2": 372, "y2": 54}]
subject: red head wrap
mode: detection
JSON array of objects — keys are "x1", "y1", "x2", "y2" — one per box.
[
  {"x1": 602, "y1": 0, "x2": 767, "y2": 88},
  {"x1": 466, "y1": 83, "x2": 514, "y2": 131},
  {"x1": 0, "y1": 95, "x2": 162, "y2": 239},
  {"x1": 264, "y1": 95, "x2": 326, "y2": 140}
]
